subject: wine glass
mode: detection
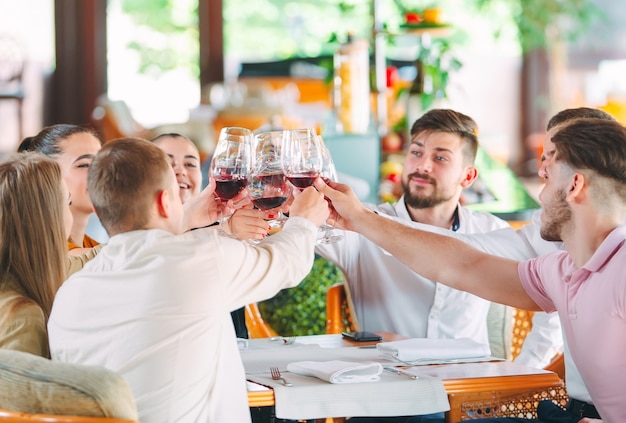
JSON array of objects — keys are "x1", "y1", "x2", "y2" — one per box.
[
  {"x1": 210, "y1": 127, "x2": 252, "y2": 235},
  {"x1": 248, "y1": 131, "x2": 291, "y2": 230},
  {"x1": 282, "y1": 128, "x2": 322, "y2": 190},
  {"x1": 317, "y1": 136, "x2": 343, "y2": 244}
]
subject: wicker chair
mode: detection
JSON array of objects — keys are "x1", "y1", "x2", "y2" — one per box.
[
  {"x1": 244, "y1": 302, "x2": 278, "y2": 338},
  {"x1": 0, "y1": 410, "x2": 136, "y2": 423}
]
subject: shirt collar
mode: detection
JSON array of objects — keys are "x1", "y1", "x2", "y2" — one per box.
[
  {"x1": 582, "y1": 225, "x2": 626, "y2": 272},
  {"x1": 397, "y1": 196, "x2": 461, "y2": 232}
]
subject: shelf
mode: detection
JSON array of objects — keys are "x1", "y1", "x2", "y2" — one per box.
[{"x1": 396, "y1": 23, "x2": 452, "y2": 37}]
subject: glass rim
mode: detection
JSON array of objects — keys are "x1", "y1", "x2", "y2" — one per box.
[{"x1": 220, "y1": 126, "x2": 253, "y2": 142}]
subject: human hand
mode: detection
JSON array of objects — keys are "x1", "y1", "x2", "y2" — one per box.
[
  {"x1": 288, "y1": 185, "x2": 329, "y2": 227},
  {"x1": 225, "y1": 204, "x2": 271, "y2": 241},
  {"x1": 313, "y1": 178, "x2": 369, "y2": 231},
  {"x1": 230, "y1": 189, "x2": 253, "y2": 210},
  {"x1": 183, "y1": 178, "x2": 232, "y2": 231},
  {"x1": 578, "y1": 419, "x2": 603, "y2": 423}
]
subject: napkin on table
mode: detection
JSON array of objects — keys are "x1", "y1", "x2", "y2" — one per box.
[
  {"x1": 377, "y1": 337, "x2": 490, "y2": 362},
  {"x1": 286, "y1": 360, "x2": 382, "y2": 384}
]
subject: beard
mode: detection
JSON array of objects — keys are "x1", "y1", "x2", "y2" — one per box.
[
  {"x1": 402, "y1": 172, "x2": 454, "y2": 209},
  {"x1": 540, "y1": 189, "x2": 572, "y2": 242}
]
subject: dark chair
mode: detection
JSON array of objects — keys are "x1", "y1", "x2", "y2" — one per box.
[{"x1": 0, "y1": 36, "x2": 26, "y2": 140}]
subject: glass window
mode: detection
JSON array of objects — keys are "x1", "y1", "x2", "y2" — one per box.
[{"x1": 107, "y1": 0, "x2": 199, "y2": 126}]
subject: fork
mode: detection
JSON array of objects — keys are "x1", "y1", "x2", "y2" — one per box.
[
  {"x1": 269, "y1": 336, "x2": 296, "y2": 345},
  {"x1": 270, "y1": 366, "x2": 293, "y2": 387},
  {"x1": 383, "y1": 366, "x2": 419, "y2": 379}
]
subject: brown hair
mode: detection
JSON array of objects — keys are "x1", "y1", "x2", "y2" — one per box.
[
  {"x1": 552, "y1": 118, "x2": 626, "y2": 199},
  {"x1": 88, "y1": 137, "x2": 172, "y2": 235},
  {"x1": 0, "y1": 153, "x2": 67, "y2": 318},
  {"x1": 547, "y1": 107, "x2": 615, "y2": 131},
  {"x1": 18, "y1": 124, "x2": 102, "y2": 155},
  {"x1": 410, "y1": 109, "x2": 479, "y2": 164}
]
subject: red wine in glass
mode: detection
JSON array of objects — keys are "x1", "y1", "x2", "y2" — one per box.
[
  {"x1": 215, "y1": 175, "x2": 248, "y2": 200},
  {"x1": 258, "y1": 173, "x2": 287, "y2": 187},
  {"x1": 287, "y1": 171, "x2": 319, "y2": 189},
  {"x1": 252, "y1": 196, "x2": 288, "y2": 211}
]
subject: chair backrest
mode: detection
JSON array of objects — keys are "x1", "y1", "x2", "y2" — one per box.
[
  {"x1": 325, "y1": 282, "x2": 357, "y2": 334},
  {"x1": 0, "y1": 409, "x2": 137, "y2": 423},
  {"x1": 511, "y1": 308, "x2": 534, "y2": 359},
  {"x1": 244, "y1": 303, "x2": 278, "y2": 338},
  {"x1": 91, "y1": 95, "x2": 147, "y2": 142},
  {"x1": 0, "y1": 350, "x2": 138, "y2": 421}
]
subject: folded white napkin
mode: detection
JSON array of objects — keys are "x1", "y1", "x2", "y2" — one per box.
[
  {"x1": 286, "y1": 360, "x2": 383, "y2": 384},
  {"x1": 377, "y1": 337, "x2": 490, "y2": 362}
]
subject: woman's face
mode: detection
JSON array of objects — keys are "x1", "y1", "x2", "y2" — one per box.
[
  {"x1": 155, "y1": 136, "x2": 202, "y2": 204},
  {"x1": 56, "y1": 133, "x2": 102, "y2": 219}
]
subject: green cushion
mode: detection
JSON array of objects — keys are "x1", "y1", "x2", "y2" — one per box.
[
  {"x1": 486, "y1": 302, "x2": 513, "y2": 360},
  {"x1": 0, "y1": 349, "x2": 137, "y2": 419}
]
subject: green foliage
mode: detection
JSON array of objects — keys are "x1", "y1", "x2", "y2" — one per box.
[
  {"x1": 258, "y1": 256, "x2": 345, "y2": 336},
  {"x1": 469, "y1": 0, "x2": 603, "y2": 53},
  {"x1": 416, "y1": 37, "x2": 463, "y2": 110},
  {"x1": 223, "y1": 0, "x2": 372, "y2": 61},
  {"x1": 118, "y1": 0, "x2": 199, "y2": 78}
]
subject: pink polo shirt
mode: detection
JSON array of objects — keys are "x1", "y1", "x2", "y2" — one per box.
[{"x1": 519, "y1": 226, "x2": 626, "y2": 423}]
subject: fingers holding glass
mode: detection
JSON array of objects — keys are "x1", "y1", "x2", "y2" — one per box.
[
  {"x1": 210, "y1": 127, "x2": 252, "y2": 236},
  {"x1": 282, "y1": 128, "x2": 322, "y2": 191},
  {"x1": 316, "y1": 135, "x2": 343, "y2": 244},
  {"x1": 249, "y1": 130, "x2": 290, "y2": 230}
]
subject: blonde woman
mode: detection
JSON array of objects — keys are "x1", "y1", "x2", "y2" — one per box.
[{"x1": 0, "y1": 153, "x2": 71, "y2": 357}]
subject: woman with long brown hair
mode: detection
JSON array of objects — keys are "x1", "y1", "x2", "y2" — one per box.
[
  {"x1": 19, "y1": 124, "x2": 103, "y2": 255},
  {"x1": 0, "y1": 152, "x2": 71, "y2": 357}
]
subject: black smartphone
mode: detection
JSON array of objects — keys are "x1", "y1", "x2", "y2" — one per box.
[{"x1": 341, "y1": 331, "x2": 382, "y2": 342}]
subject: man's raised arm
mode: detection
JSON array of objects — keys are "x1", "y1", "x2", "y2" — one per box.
[{"x1": 316, "y1": 179, "x2": 539, "y2": 311}]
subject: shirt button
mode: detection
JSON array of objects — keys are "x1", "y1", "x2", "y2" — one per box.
[{"x1": 563, "y1": 275, "x2": 571, "y2": 282}]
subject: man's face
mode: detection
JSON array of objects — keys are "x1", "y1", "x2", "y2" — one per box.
[
  {"x1": 538, "y1": 148, "x2": 573, "y2": 242},
  {"x1": 538, "y1": 129, "x2": 557, "y2": 179},
  {"x1": 401, "y1": 131, "x2": 475, "y2": 209}
]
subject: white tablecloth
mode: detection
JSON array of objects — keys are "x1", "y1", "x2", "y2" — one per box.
[{"x1": 242, "y1": 336, "x2": 451, "y2": 419}]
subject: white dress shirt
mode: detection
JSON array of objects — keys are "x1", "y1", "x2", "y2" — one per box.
[
  {"x1": 316, "y1": 197, "x2": 510, "y2": 346},
  {"x1": 49, "y1": 217, "x2": 317, "y2": 423}
]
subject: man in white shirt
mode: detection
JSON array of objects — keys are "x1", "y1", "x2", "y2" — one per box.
[
  {"x1": 317, "y1": 109, "x2": 556, "y2": 361},
  {"x1": 48, "y1": 137, "x2": 329, "y2": 423},
  {"x1": 317, "y1": 109, "x2": 539, "y2": 423}
]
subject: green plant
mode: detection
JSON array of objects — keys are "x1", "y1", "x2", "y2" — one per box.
[
  {"x1": 258, "y1": 256, "x2": 345, "y2": 336},
  {"x1": 469, "y1": 0, "x2": 603, "y2": 53},
  {"x1": 118, "y1": 0, "x2": 199, "y2": 78},
  {"x1": 415, "y1": 37, "x2": 463, "y2": 110}
]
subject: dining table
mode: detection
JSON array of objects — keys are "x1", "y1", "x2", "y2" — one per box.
[{"x1": 244, "y1": 333, "x2": 566, "y2": 422}]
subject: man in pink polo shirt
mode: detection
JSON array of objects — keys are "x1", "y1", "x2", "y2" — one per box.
[{"x1": 319, "y1": 117, "x2": 626, "y2": 422}]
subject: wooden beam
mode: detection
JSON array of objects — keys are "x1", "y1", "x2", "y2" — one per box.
[
  {"x1": 199, "y1": 0, "x2": 224, "y2": 86},
  {"x1": 53, "y1": 0, "x2": 107, "y2": 125}
]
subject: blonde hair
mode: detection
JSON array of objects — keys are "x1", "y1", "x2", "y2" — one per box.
[{"x1": 0, "y1": 152, "x2": 67, "y2": 318}]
